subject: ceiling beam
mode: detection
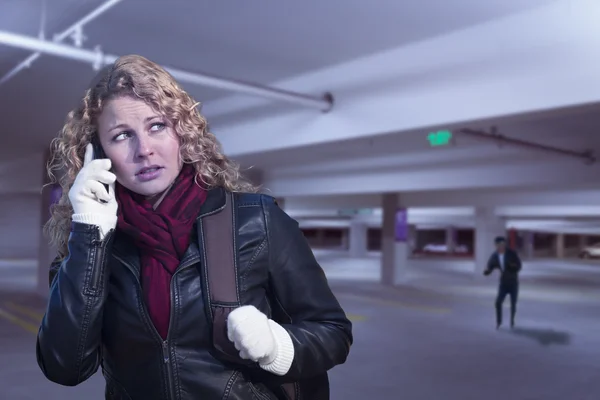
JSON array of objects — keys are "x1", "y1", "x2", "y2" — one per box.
[
  {"x1": 0, "y1": 30, "x2": 333, "y2": 111},
  {"x1": 264, "y1": 159, "x2": 600, "y2": 197}
]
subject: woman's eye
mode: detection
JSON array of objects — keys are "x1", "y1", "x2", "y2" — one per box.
[
  {"x1": 113, "y1": 131, "x2": 130, "y2": 141},
  {"x1": 150, "y1": 123, "x2": 165, "y2": 132}
]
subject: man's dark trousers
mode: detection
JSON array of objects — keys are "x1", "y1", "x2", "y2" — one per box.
[{"x1": 495, "y1": 280, "x2": 518, "y2": 326}]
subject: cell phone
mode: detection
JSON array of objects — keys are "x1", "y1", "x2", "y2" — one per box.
[
  {"x1": 91, "y1": 136, "x2": 107, "y2": 160},
  {"x1": 91, "y1": 137, "x2": 110, "y2": 199}
]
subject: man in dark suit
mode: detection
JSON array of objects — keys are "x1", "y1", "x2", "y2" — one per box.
[{"x1": 483, "y1": 236, "x2": 522, "y2": 329}]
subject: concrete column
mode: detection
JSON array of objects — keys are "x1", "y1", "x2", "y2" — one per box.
[
  {"x1": 555, "y1": 233, "x2": 565, "y2": 259},
  {"x1": 315, "y1": 229, "x2": 325, "y2": 247},
  {"x1": 408, "y1": 224, "x2": 417, "y2": 255},
  {"x1": 524, "y1": 231, "x2": 535, "y2": 259},
  {"x1": 381, "y1": 193, "x2": 408, "y2": 285},
  {"x1": 474, "y1": 207, "x2": 505, "y2": 276},
  {"x1": 349, "y1": 220, "x2": 368, "y2": 257},
  {"x1": 445, "y1": 226, "x2": 456, "y2": 254},
  {"x1": 340, "y1": 228, "x2": 349, "y2": 250}
]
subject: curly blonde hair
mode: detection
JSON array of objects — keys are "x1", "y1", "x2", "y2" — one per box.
[{"x1": 45, "y1": 54, "x2": 257, "y2": 257}]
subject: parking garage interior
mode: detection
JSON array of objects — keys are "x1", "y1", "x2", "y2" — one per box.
[{"x1": 2, "y1": 1, "x2": 600, "y2": 399}]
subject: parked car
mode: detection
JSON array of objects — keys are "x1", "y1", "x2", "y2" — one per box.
[
  {"x1": 422, "y1": 244, "x2": 469, "y2": 254},
  {"x1": 579, "y1": 243, "x2": 600, "y2": 259}
]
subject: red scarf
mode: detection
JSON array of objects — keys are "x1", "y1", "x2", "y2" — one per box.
[{"x1": 116, "y1": 165, "x2": 207, "y2": 339}]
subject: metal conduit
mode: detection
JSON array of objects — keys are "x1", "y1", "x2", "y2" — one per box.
[
  {"x1": 0, "y1": 30, "x2": 334, "y2": 111},
  {"x1": 459, "y1": 127, "x2": 596, "y2": 164},
  {"x1": 0, "y1": 0, "x2": 123, "y2": 86}
]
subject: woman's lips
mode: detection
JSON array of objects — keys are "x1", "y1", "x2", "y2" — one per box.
[{"x1": 137, "y1": 166, "x2": 163, "y2": 182}]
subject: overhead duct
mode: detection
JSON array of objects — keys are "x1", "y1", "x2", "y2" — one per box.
[
  {"x1": 458, "y1": 127, "x2": 596, "y2": 165},
  {"x1": 0, "y1": 30, "x2": 334, "y2": 111},
  {"x1": 0, "y1": 0, "x2": 123, "y2": 86}
]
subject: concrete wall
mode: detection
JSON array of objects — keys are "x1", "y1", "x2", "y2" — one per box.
[{"x1": 0, "y1": 194, "x2": 42, "y2": 260}]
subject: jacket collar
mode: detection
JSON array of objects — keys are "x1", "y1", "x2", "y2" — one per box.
[{"x1": 197, "y1": 186, "x2": 227, "y2": 219}]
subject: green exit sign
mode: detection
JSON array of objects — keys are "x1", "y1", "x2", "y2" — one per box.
[{"x1": 428, "y1": 130, "x2": 453, "y2": 147}]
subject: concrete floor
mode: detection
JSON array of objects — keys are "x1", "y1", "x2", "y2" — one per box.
[{"x1": 1, "y1": 252, "x2": 599, "y2": 399}]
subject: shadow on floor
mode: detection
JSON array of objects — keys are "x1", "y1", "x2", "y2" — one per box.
[{"x1": 508, "y1": 326, "x2": 571, "y2": 347}]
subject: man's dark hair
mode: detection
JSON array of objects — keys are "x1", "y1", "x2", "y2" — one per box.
[{"x1": 494, "y1": 236, "x2": 506, "y2": 244}]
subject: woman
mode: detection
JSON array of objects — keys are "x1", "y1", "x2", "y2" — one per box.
[{"x1": 37, "y1": 55, "x2": 352, "y2": 400}]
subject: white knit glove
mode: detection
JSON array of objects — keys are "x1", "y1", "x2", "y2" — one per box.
[
  {"x1": 69, "y1": 143, "x2": 118, "y2": 239},
  {"x1": 227, "y1": 305, "x2": 295, "y2": 376}
]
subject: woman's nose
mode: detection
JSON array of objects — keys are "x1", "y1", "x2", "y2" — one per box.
[{"x1": 135, "y1": 138, "x2": 154, "y2": 158}]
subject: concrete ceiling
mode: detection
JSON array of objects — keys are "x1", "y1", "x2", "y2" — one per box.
[
  {"x1": 0, "y1": 0, "x2": 556, "y2": 152},
  {"x1": 1, "y1": 1, "x2": 556, "y2": 86},
  {"x1": 235, "y1": 104, "x2": 600, "y2": 175},
  {"x1": 0, "y1": 0, "x2": 586, "y2": 201}
]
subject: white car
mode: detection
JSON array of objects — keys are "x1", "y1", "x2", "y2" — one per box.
[
  {"x1": 422, "y1": 244, "x2": 469, "y2": 254},
  {"x1": 579, "y1": 243, "x2": 600, "y2": 259}
]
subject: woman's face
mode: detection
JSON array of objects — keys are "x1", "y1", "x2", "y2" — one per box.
[{"x1": 96, "y1": 96, "x2": 183, "y2": 198}]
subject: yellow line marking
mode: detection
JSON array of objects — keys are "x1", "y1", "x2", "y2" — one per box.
[
  {"x1": 346, "y1": 313, "x2": 367, "y2": 322},
  {"x1": 0, "y1": 307, "x2": 39, "y2": 334},
  {"x1": 338, "y1": 293, "x2": 451, "y2": 314},
  {"x1": 5, "y1": 302, "x2": 44, "y2": 322}
]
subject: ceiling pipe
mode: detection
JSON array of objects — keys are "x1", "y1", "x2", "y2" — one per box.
[
  {"x1": 0, "y1": 0, "x2": 123, "y2": 86},
  {"x1": 0, "y1": 30, "x2": 334, "y2": 111},
  {"x1": 458, "y1": 127, "x2": 596, "y2": 165}
]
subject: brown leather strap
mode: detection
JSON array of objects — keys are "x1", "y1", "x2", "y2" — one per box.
[
  {"x1": 201, "y1": 192, "x2": 298, "y2": 399},
  {"x1": 202, "y1": 192, "x2": 238, "y2": 305},
  {"x1": 201, "y1": 192, "x2": 248, "y2": 364},
  {"x1": 282, "y1": 382, "x2": 298, "y2": 400}
]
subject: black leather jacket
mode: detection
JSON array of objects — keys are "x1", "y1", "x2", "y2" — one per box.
[
  {"x1": 485, "y1": 248, "x2": 522, "y2": 284},
  {"x1": 36, "y1": 188, "x2": 352, "y2": 399}
]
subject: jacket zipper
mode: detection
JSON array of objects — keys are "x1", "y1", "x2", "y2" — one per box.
[
  {"x1": 113, "y1": 254, "x2": 197, "y2": 400},
  {"x1": 162, "y1": 275, "x2": 177, "y2": 400},
  {"x1": 89, "y1": 229, "x2": 113, "y2": 293},
  {"x1": 162, "y1": 339, "x2": 174, "y2": 399}
]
